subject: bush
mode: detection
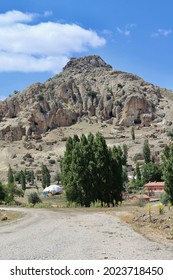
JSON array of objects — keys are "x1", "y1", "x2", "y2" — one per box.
[
  {"x1": 158, "y1": 203, "x2": 164, "y2": 214},
  {"x1": 160, "y1": 192, "x2": 170, "y2": 205},
  {"x1": 135, "y1": 198, "x2": 145, "y2": 207},
  {"x1": 37, "y1": 94, "x2": 44, "y2": 102},
  {"x1": 28, "y1": 192, "x2": 42, "y2": 205},
  {"x1": 49, "y1": 159, "x2": 56, "y2": 164},
  {"x1": 0, "y1": 183, "x2": 5, "y2": 202}
]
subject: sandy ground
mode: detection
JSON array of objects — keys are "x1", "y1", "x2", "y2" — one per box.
[{"x1": 0, "y1": 207, "x2": 173, "y2": 260}]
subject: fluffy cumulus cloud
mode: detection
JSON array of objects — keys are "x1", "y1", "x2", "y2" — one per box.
[{"x1": 0, "y1": 10, "x2": 106, "y2": 73}]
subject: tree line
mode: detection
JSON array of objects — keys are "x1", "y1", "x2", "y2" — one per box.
[{"x1": 0, "y1": 164, "x2": 51, "y2": 204}]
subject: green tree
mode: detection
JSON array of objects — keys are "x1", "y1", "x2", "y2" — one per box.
[
  {"x1": 0, "y1": 182, "x2": 5, "y2": 201},
  {"x1": 54, "y1": 170, "x2": 61, "y2": 184},
  {"x1": 143, "y1": 139, "x2": 151, "y2": 163},
  {"x1": 7, "y1": 165, "x2": 14, "y2": 184},
  {"x1": 109, "y1": 146, "x2": 123, "y2": 205},
  {"x1": 20, "y1": 170, "x2": 26, "y2": 191},
  {"x1": 122, "y1": 144, "x2": 128, "y2": 166},
  {"x1": 28, "y1": 192, "x2": 42, "y2": 205},
  {"x1": 14, "y1": 171, "x2": 21, "y2": 183},
  {"x1": 162, "y1": 144, "x2": 173, "y2": 204},
  {"x1": 3, "y1": 183, "x2": 16, "y2": 204},
  {"x1": 142, "y1": 162, "x2": 162, "y2": 183},
  {"x1": 94, "y1": 132, "x2": 110, "y2": 206},
  {"x1": 136, "y1": 163, "x2": 141, "y2": 181},
  {"x1": 87, "y1": 90, "x2": 97, "y2": 102},
  {"x1": 25, "y1": 170, "x2": 35, "y2": 185},
  {"x1": 41, "y1": 164, "x2": 51, "y2": 188},
  {"x1": 61, "y1": 133, "x2": 124, "y2": 207},
  {"x1": 131, "y1": 127, "x2": 135, "y2": 140}
]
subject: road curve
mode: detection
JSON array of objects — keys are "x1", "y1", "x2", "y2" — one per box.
[{"x1": 0, "y1": 207, "x2": 173, "y2": 260}]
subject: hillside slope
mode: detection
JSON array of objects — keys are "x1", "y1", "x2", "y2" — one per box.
[{"x1": 0, "y1": 55, "x2": 171, "y2": 141}]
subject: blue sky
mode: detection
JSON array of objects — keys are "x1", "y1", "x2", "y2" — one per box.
[{"x1": 0, "y1": 0, "x2": 173, "y2": 100}]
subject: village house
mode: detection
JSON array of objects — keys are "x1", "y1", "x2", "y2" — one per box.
[
  {"x1": 131, "y1": 194, "x2": 150, "y2": 203},
  {"x1": 144, "y1": 181, "x2": 165, "y2": 197}
]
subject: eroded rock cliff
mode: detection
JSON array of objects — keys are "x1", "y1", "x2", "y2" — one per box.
[{"x1": 0, "y1": 55, "x2": 166, "y2": 140}]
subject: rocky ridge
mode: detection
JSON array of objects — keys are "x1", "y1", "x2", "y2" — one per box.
[{"x1": 0, "y1": 55, "x2": 171, "y2": 141}]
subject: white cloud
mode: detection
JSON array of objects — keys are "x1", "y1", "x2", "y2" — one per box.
[
  {"x1": 0, "y1": 10, "x2": 106, "y2": 73},
  {"x1": 0, "y1": 10, "x2": 35, "y2": 24},
  {"x1": 151, "y1": 28, "x2": 172, "y2": 37},
  {"x1": 117, "y1": 24, "x2": 136, "y2": 37}
]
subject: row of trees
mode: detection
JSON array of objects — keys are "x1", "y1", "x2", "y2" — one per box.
[
  {"x1": 61, "y1": 132, "x2": 127, "y2": 207},
  {"x1": 130, "y1": 138, "x2": 173, "y2": 205},
  {"x1": 7, "y1": 164, "x2": 51, "y2": 190},
  {"x1": 0, "y1": 164, "x2": 51, "y2": 204}
]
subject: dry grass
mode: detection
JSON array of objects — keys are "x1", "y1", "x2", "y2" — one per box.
[
  {"x1": 0, "y1": 209, "x2": 24, "y2": 224},
  {"x1": 116, "y1": 204, "x2": 173, "y2": 246}
]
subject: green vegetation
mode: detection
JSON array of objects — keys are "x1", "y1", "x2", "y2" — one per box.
[
  {"x1": 87, "y1": 90, "x2": 97, "y2": 100},
  {"x1": 143, "y1": 139, "x2": 151, "y2": 163},
  {"x1": 141, "y1": 162, "x2": 162, "y2": 183},
  {"x1": 61, "y1": 132, "x2": 124, "y2": 207},
  {"x1": 131, "y1": 126, "x2": 135, "y2": 140},
  {"x1": 158, "y1": 203, "x2": 164, "y2": 214},
  {"x1": 28, "y1": 192, "x2": 42, "y2": 205},
  {"x1": 167, "y1": 130, "x2": 173, "y2": 140},
  {"x1": 7, "y1": 165, "x2": 14, "y2": 184},
  {"x1": 54, "y1": 170, "x2": 61, "y2": 184},
  {"x1": 37, "y1": 94, "x2": 44, "y2": 102},
  {"x1": 162, "y1": 144, "x2": 173, "y2": 204},
  {"x1": 41, "y1": 164, "x2": 51, "y2": 188},
  {"x1": 160, "y1": 192, "x2": 170, "y2": 205},
  {"x1": 146, "y1": 203, "x2": 152, "y2": 222}
]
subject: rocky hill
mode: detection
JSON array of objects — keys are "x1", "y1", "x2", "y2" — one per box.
[{"x1": 0, "y1": 55, "x2": 172, "y2": 141}]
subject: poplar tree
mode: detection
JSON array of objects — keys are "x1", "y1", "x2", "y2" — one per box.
[
  {"x1": 41, "y1": 164, "x2": 51, "y2": 188},
  {"x1": 143, "y1": 139, "x2": 151, "y2": 163},
  {"x1": 136, "y1": 163, "x2": 141, "y2": 181},
  {"x1": 20, "y1": 170, "x2": 26, "y2": 191},
  {"x1": 61, "y1": 133, "x2": 124, "y2": 207},
  {"x1": 94, "y1": 132, "x2": 110, "y2": 206},
  {"x1": 162, "y1": 144, "x2": 173, "y2": 204},
  {"x1": 131, "y1": 127, "x2": 135, "y2": 140},
  {"x1": 7, "y1": 165, "x2": 14, "y2": 184}
]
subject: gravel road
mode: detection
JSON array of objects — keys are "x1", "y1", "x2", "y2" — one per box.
[{"x1": 0, "y1": 207, "x2": 173, "y2": 260}]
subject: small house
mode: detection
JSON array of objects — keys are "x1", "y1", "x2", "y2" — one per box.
[
  {"x1": 144, "y1": 181, "x2": 165, "y2": 196},
  {"x1": 131, "y1": 194, "x2": 150, "y2": 203}
]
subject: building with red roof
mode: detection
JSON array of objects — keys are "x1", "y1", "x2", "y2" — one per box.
[{"x1": 144, "y1": 181, "x2": 165, "y2": 196}]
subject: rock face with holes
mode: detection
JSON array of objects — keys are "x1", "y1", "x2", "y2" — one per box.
[
  {"x1": 0, "y1": 55, "x2": 169, "y2": 141},
  {"x1": 121, "y1": 94, "x2": 154, "y2": 126}
]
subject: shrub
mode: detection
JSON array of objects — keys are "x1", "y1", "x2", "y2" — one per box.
[
  {"x1": 37, "y1": 94, "x2": 44, "y2": 102},
  {"x1": 135, "y1": 198, "x2": 145, "y2": 207},
  {"x1": 87, "y1": 91, "x2": 97, "y2": 100},
  {"x1": 158, "y1": 203, "x2": 164, "y2": 214},
  {"x1": 146, "y1": 203, "x2": 152, "y2": 222},
  {"x1": 160, "y1": 192, "x2": 170, "y2": 205},
  {"x1": 0, "y1": 183, "x2": 5, "y2": 202},
  {"x1": 28, "y1": 192, "x2": 42, "y2": 205},
  {"x1": 49, "y1": 159, "x2": 56, "y2": 164}
]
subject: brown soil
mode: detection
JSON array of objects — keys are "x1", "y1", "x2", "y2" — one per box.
[{"x1": 114, "y1": 204, "x2": 173, "y2": 247}]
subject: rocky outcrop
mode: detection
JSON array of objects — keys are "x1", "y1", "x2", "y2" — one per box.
[
  {"x1": 0, "y1": 55, "x2": 167, "y2": 141},
  {"x1": 0, "y1": 124, "x2": 25, "y2": 141},
  {"x1": 121, "y1": 94, "x2": 153, "y2": 126}
]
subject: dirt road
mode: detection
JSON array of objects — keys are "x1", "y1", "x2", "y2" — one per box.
[{"x1": 0, "y1": 207, "x2": 173, "y2": 260}]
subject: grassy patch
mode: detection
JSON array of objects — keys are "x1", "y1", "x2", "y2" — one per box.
[{"x1": 0, "y1": 210, "x2": 24, "y2": 224}]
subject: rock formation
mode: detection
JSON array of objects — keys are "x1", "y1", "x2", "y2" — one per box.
[{"x1": 0, "y1": 55, "x2": 168, "y2": 141}]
